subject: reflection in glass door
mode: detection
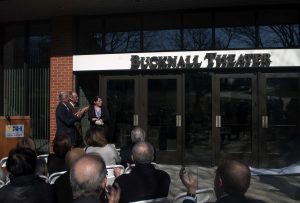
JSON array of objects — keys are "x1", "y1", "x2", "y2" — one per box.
[
  {"x1": 260, "y1": 74, "x2": 300, "y2": 167},
  {"x1": 145, "y1": 76, "x2": 182, "y2": 163},
  {"x1": 103, "y1": 77, "x2": 137, "y2": 147},
  {"x1": 214, "y1": 74, "x2": 257, "y2": 165}
]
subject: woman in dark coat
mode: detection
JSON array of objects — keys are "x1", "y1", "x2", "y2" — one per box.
[{"x1": 88, "y1": 96, "x2": 110, "y2": 131}]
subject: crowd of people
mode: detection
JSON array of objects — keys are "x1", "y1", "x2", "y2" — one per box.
[{"x1": 0, "y1": 91, "x2": 267, "y2": 203}]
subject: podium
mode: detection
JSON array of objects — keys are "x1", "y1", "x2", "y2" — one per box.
[{"x1": 0, "y1": 116, "x2": 30, "y2": 159}]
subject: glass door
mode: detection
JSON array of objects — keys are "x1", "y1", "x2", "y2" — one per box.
[
  {"x1": 102, "y1": 76, "x2": 138, "y2": 147},
  {"x1": 214, "y1": 74, "x2": 258, "y2": 165},
  {"x1": 141, "y1": 75, "x2": 183, "y2": 164},
  {"x1": 259, "y1": 73, "x2": 300, "y2": 167}
]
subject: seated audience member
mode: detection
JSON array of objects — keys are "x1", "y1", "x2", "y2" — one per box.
[
  {"x1": 54, "y1": 148, "x2": 85, "y2": 203},
  {"x1": 70, "y1": 154, "x2": 120, "y2": 203},
  {"x1": 85, "y1": 127, "x2": 120, "y2": 165},
  {"x1": 16, "y1": 137, "x2": 48, "y2": 176},
  {"x1": 120, "y1": 127, "x2": 146, "y2": 167},
  {"x1": 48, "y1": 135, "x2": 72, "y2": 175},
  {"x1": 180, "y1": 159, "x2": 266, "y2": 203},
  {"x1": 0, "y1": 148, "x2": 54, "y2": 203},
  {"x1": 114, "y1": 141, "x2": 170, "y2": 203}
]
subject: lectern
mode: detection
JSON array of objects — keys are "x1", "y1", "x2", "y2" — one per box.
[{"x1": 0, "y1": 116, "x2": 30, "y2": 159}]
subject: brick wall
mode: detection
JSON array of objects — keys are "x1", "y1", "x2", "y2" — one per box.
[{"x1": 49, "y1": 16, "x2": 75, "y2": 150}]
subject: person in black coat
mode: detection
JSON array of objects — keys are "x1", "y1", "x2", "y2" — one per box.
[
  {"x1": 55, "y1": 91, "x2": 82, "y2": 146},
  {"x1": 0, "y1": 148, "x2": 54, "y2": 203},
  {"x1": 114, "y1": 142, "x2": 170, "y2": 203},
  {"x1": 70, "y1": 154, "x2": 120, "y2": 203},
  {"x1": 88, "y1": 96, "x2": 110, "y2": 127},
  {"x1": 180, "y1": 159, "x2": 266, "y2": 203}
]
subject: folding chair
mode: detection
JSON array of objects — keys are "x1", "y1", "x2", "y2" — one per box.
[
  {"x1": 129, "y1": 197, "x2": 171, "y2": 203},
  {"x1": 37, "y1": 154, "x2": 49, "y2": 163},
  {"x1": 49, "y1": 171, "x2": 67, "y2": 184},
  {"x1": 0, "y1": 157, "x2": 8, "y2": 167},
  {"x1": 106, "y1": 165, "x2": 124, "y2": 185},
  {"x1": 174, "y1": 188, "x2": 214, "y2": 203}
]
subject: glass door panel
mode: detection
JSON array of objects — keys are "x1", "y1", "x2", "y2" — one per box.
[
  {"x1": 185, "y1": 73, "x2": 212, "y2": 165},
  {"x1": 215, "y1": 74, "x2": 257, "y2": 165},
  {"x1": 260, "y1": 75, "x2": 300, "y2": 167},
  {"x1": 104, "y1": 78, "x2": 136, "y2": 147},
  {"x1": 145, "y1": 76, "x2": 182, "y2": 163}
]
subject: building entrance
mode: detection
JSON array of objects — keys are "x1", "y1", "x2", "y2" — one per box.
[
  {"x1": 77, "y1": 71, "x2": 300, "y2": 167},
  {"x1": 101, "y1": 74, "x2": 182, "y2": 164}
]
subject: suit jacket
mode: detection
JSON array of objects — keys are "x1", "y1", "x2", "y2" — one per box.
[
  {"x1": 114, "y1": 164, "x2": 170, "y2": 203},
  {"x1": 88, "y1": 105, "x2": 110, "y2": 127},
  {"x1": 67, "y1": 101, "x2": 85, "y2": 147},
  {"x1": 54, "y1": 171, "x2": 73, "y2": 203},
  {"x1": 120, "y1": 143, "x2": 134, "y2": 167},
  {"x1": 55, "y1": 102, "x2": 79, "y2": 145},
  {"x1": 182, "y1": 194, "x2": 266, "y2": 203},
  {"x1": 73, "y1": 196, "x2": 101, "y2": 203},
  {"x1": 0, "y1": 174, "x2": 54, "y2": 203}
]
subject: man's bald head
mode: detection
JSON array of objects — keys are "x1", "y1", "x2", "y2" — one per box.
[
  {"x1": 70, "y1": 154, "x2": 107, "y2": 198},
  {"x1": 132, "y1": 141, "x2": 154, "y2": 164},
  {"x1": 215, "y1": 159, "x2": 250, "y2": 198},
  {"x1": 65, "y1": 148, "x2": 85, "y2": 168}
]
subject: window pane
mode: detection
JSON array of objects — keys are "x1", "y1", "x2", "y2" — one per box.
[
  {"x1": 259, "y1": 24, "x2": 300, "y2": 48},
  {"x1": 143, "y1": 30, "x2": 181, "y2": 51},
  {"x1": 215, "y1": 26, "x2": 256, "y2": 49},
  {"x1": 184, "y1": 28, "x2": 212, "y2": 50},
  {"x1": 105, "y1": 31, "x2": 140, "y2": 53},
  {"x1": 77, "y1": 18, "x2": 104, "y2": 54}
]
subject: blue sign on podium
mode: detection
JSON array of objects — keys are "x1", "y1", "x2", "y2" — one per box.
[{"x1": 5, "y1": 124, "x2": 24, "y2": 138}]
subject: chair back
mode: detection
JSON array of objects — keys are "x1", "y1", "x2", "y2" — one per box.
[
  {"x1": 129, "y1": 197, "x2": 171, "y2": 203},
  {"x1": 0, "y1": 157, "x2": 8, "y2": 167},
  {"x1": 49, "y1": 171, "x2": 67, "y2": 184},
  {"x1": 106, "y1": 165, "x2": 124, "y2": 185},
  {"x1": 173, "y1": 188, "x2": 214, "y2": 203},
  {"x1": 37, "y1": 154, "x2": 49, "y2": 163},
  {"x1": 0, "y1": 180, "x2": 5, "y2": 189}
]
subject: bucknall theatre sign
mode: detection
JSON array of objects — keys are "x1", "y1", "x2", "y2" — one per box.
[{"x1": 73, "y1": 49, "x2": 300, "y2": 71}]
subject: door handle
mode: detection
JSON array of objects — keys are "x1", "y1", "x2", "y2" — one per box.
[
  {"x1": 262, "y1": 115, "x2": 268, "y2": 128},
  {"x1": 262, "y1": 116, "x2": 265, "y2": 128},
  {"x1": 216, "y1": 115, "x2": 221, "y2": 128},
  {"x1": 176, "y1": 115, "x2": 181, "y2": 127},
  {"x1": 133, "y1": 114, "x2": 139, "y2": 126}
]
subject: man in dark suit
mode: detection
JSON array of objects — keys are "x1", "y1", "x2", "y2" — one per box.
[
  {"x1": 180, "y1": 159, "x2": 266, "y2": 203},
  {"x1": 70, "y1": 154, "x2": 120, "y2": 203},
  {"x1": 114, "y1": 141, "x2": 170, "y2": 203},
  {"x1": 55, "y1": 91, "x2": 83, "y2": 146},
  {"x1": 67, "y1": 91, "x2": 88, "y2": 147},
  {"x1": 120, "y1": 127, "x2": 146, "y2": 167},
  {"x1": 53, "y1": 148, "x2": 85, "y2": 203}
]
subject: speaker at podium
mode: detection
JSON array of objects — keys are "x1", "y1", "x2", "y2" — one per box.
[{"x1": 0, "y1": 116, "x2": 30, "y2": 159}]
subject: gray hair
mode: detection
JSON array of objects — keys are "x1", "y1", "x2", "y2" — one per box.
[
  {"x1": 132, "y1": 141, "x2": 154, "y2": 164},
  {"x1": 70, "y1": 154, "x2": 107, "y2": 198},
  {"x1": 58, "y1": 91, "x2": 68, "y2": 102},
  {"x1": 131, "y1": 127, "x2": 146, "y2": 143}
]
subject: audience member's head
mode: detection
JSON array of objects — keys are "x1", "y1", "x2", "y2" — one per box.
[
  {"x1": 70, "y1": 154, "x2": 107, "y2": 199},
  {"x1": 6, "y1": 148, "x2": 37, "y2": 176},
  {"x1": 16, "y1": 137, "x2": 36, "y2": 152},
  {"x1": 132, "y1": 142, "x2": 154, "y2": 164},
  {"x1": 59, "y1": 91, "x2": 68, "y2": 102},
  {"x1": 131, "y1": 127, "x2": 146, "y2": 144},
  {"x1": 53, "y1": 134, "x2": 72, "y2": 159},
  {"x1": 65, "y1": 148, "x2": 85, "y2": 169},
  {"x1": 85, "y1": 127, "x2": 107, "y2": 147},
  {"x1": 214, "y1": 159, "x2": 251, "y2": 198}
]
